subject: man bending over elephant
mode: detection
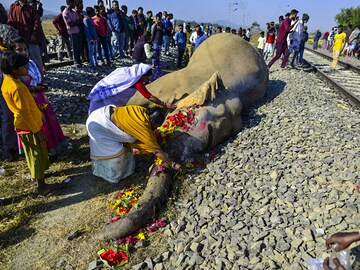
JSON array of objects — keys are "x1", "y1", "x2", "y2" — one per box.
[{"x1": 86, "y1": 105, "x2": 181, "y2": 183}]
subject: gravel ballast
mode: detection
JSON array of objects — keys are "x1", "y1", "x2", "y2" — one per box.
[{"x1": 42, "y1": 54, "x2": 360, "y2": 269}]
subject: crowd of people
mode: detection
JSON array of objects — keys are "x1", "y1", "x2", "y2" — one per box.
[
  {"x1": 0, "y1": 0, "x2": 195, "y2": 194},
  {"x1": 314, "y1": 24, "x2": 360, "y2": 59},
  {"x1": 259, "y1": 9, "x2": 311, "y2": 70},
  {"x1": 257, "y1": 10, "x2": 359, "y2": 73}
]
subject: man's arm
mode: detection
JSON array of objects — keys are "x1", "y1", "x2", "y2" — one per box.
[
  {"x1": 326, "y1": 231, "x2": 360, "y2": 251},
  {"x1": 63, "y1": 10, "x2": 77, "y2": 27},
  {"x1": 144, "y1": 43, "x2": 153, "y2": 59},
  {"x1": 341, "y1": 35, "x2": 346, "y2": 52},
  {"x1": 7, "y1": 4, "x2": 15, "y2": 26},
  {"x1": 52, "y1": 15, "x2": 60, "y2": 31},
  {"x1": 152, "y1": 148, "x2": 181, "y2": 171}
]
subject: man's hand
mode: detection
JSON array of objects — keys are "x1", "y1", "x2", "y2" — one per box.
[
  {"x1": 36, "y1": 84, "x2": 49, "y2": 92},
  {"x1": 166, "y1": 103, "x2": 177, "y2": 110},
  {"x1": 30, "y1": 33, "x2": 39, "y2": 44},
  {"x1": 326, "y1": 232, "x2": 358, "y2": 251},
  {"x1": 323, "y1": 257, "x2": 346, "y2": 270}
]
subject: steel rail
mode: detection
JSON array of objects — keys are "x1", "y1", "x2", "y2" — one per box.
[
  {"x1": 305, "y1": 47, "x2": 360, "y2": 74},
  {"x1": 303, "y1": 59, "x2": 360, "y2": 107}
]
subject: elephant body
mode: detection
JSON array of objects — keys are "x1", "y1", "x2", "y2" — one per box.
[
  {"x1": 100, "y1": 34, "x2": 269, "y2": 240},
  {"x1": 129, "y1": 33, "x2": 268, "y2": 108}
]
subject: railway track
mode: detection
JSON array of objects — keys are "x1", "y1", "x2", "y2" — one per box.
[
  {"x1": 303, "y1": 48, "x2": 360, "y2": 106},
  {"x1": 45, "y1": 52, "x2": 73, "y2": 69}
]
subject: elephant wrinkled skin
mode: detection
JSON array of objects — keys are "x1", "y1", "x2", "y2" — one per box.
[{"x1": 100, "y1": 33, "x2": 269, "y2": 240}]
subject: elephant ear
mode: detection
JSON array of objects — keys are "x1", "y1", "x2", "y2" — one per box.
[{"x1": 176, "y1": 71, "x2": 225, "y2": 108}]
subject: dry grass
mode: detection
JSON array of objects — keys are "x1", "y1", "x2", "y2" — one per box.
[
  {"x1": 42, "y1": 19, "x2": 57, "y2": 39},
  {"x1": 0, "y1": 122, "x2": 189, "y2": 269}
]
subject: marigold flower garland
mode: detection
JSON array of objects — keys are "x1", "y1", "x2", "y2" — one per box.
[{"x1": 155, "y1": 106, "x2": 197, "y2": 146}]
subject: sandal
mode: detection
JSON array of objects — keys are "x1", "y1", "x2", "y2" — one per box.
[{"x1": 38, "y1": 178, "x2": 71, "y2": 196}]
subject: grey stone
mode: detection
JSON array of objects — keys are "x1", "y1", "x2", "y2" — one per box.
[{"x1": 132, "y1": 262, "x2": 146, "y2": 270}]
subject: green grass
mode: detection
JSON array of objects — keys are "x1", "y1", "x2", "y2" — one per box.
[{"x1": 42, "y1": 20, "x2": 57, "y2": 39}]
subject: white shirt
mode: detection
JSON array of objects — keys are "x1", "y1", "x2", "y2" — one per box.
[
  {"x1": 190, "y1": 31, "x2": 198, "y2": 44},
  {"x1": 144, "y1": 43, "x2": 153, "y2": 59},
  {"x1": 257, "y1": 37, "x2": 266, "y2": 49}
]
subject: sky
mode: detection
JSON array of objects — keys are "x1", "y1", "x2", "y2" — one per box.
[{"x1": 2, "y1": 0, "x2": 359, "y2": 32}]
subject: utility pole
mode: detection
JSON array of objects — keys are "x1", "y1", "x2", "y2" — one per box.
[
  {"x1": 227, "y1": 1, "x2": 238, "y2": 27},
  {"x1": 105, "y1": 0, "x2": 110, "y2": 9}
]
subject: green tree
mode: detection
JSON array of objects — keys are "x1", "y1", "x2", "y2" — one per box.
[
  {"x1": 250, "y1": 21, "x2": 260, "y2": 31},
  {"x1": 335, "y1": 6, "x2": 360, "y2": 27}
]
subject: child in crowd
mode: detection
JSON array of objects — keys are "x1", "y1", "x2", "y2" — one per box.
[
  {"x1": 0, "y1": 51, "x2": 50, "y2": 193},
  {"x1": 257, "y1": 31, "x2": 266, "y2": 56},
  {"x1": 9, "y1": 37, "x2": 67, "y2": 160},
  {"x1": 263, "y1": 22, "x2": 276, "y2": 60}
]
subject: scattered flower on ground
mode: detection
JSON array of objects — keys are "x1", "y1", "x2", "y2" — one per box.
[
  {"x1": 109, "y1": 186, "x2": 142, "y2": 220},
  {"x1": 98, "y1": 245, "x2": 129, "y2": 268}
]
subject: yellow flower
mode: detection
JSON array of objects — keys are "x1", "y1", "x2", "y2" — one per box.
[
  {"x1": 185, "y1": 162, "x2": 195, "y2": 168},
  {"x1": 336, "y1": 103, "x2": 348, "y2": 110},
  {"x1": 125, "y1": 190, "x2": 134, "y2": 197},
  {"x1": 157, "y1": 126, "x2": 168, "y2": 133},
  {"x1": 154, "y1": 158, "x2": 163, "y2": 166},
  {"x1": 137, "y1": 232, "x2": 146, "y2": 241}
]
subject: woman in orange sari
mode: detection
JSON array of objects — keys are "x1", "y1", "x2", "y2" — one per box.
[{"x1": 86, "y1": 105, "x2": 181, "y2": 183}]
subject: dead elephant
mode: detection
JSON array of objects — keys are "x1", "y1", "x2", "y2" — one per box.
[{"x1": 100, "y1": 33, "x2": 268, "y2": 240}]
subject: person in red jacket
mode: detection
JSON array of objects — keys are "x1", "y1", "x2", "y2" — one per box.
[
  {"x1": 8, "y1": 0, "x2": 43, "y2": 72},
  {"x1": 93, "y1": 5, "x2": 111, "y2": 66},
  {"x1": 267, "y1": 9, "x2": 298, "y2": 70}
]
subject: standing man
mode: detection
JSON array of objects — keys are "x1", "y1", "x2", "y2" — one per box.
[
  {"x1": 83, "y1": 7, "x2": 98, "y2": 67},
  {"x1": 137, "y1": 7, "x2": 146, "y2": 36},
  {"x1": 145, "y1": 10, "x2": 153, "y2": 33},
  {"x1": 298, "y1": 25, "x2": 309, "y2": 65},
  {"x1": 174, "y1": 24, "x2": 186, "y2": 69},
  {"x1": 75, "y1": 1, "x2": 88, "y2": 63},
  {"x1": 151, "y1": 13, "x2": 163, "y2": 65},
  {"x1": 129, "y1": 10, "x2": 140, "y2": 55},
  {"x1": 331, "y1": 25, "x2": 346, "y2": 72},
  {"x1": 289, "y1": 13, "x2": 309, "y2": 67},
  {"x1": 8, "y1": 0, "x2": 43, "y2": 72},
  {"x1": 184, "y1": 25, "x2": 193, "y2": 63},
  {"x1": 121, "y1": 5, "x2": 131, "y2": 57},
  {"x1": 107, "y1": 0, "x2": 125, "y2": 58},
  {"x1": 162, "y1": 13, "x2": 173, "y2": 55},
  {"x1": 267, "y1": 9, "x2": 298, "y2": 70},
  {"x1": 63, "y1": 0, "x2": 83, "y2": 67},
  {"x1": 190, "y1": 25, "x2": 208, "y2": 50},
  {"x1": 93, "y1": 5, "x2": 111, "y2": 65},
  {"x1": 313, "y1": 29, "x2": 321, "y2": 50},
  {"x1": 53, "y1": 6, "x2": 73, "y2": 61}
]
